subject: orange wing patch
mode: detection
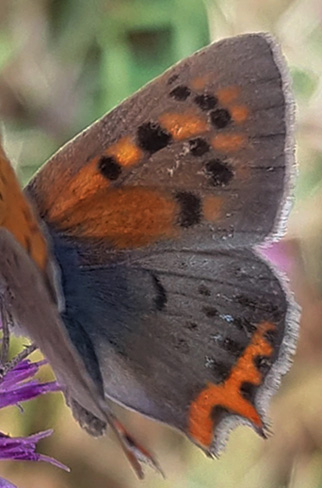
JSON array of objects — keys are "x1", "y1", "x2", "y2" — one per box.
[
  {"x1": 159, "y1": 111, "x2": 208, "y2": 140},
  {"x1": 105, "y1": 136, "x2": 143, "y2": 167},
  {"x1": 0, "y1": 144, "x2": 49, "y2": 271},
  {"x1": 188, "y1": 321, "x2": 275, "y2": 448},
  {"x1": 190, "y1": 75, "x2": 211, "y2": 91},
  {"x1": 49, "y1": 187, "x2": 180, "y2": 249},
  {"x1": 216, "y1": 86, "x2": 249, "y2": 124},
  {"x1": 44, "y1": 138, "x2": 143, "y2": 222},
  {"x1": 211, "y1": 133, "x2": 246, "y2": 153},
  {"x1": 217, "y1": 86, "x2": 241, "y2": 104},
  {"x1": 230, "y1": 105, "x2": 249, "y2": 123},
  {"x1": 203, "y1": 196, "x2": 223, "y2": 222},
  {"x1": 46, "y1": 157, "x2": 108, "y2": 222}
]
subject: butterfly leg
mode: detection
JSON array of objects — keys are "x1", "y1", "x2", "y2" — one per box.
[
  {"x1": 109, "y1": 414, "x2": 164, "y2": 479},
  {"x1": 69, "y1": 395, "x2": 163, "y2": 479}
]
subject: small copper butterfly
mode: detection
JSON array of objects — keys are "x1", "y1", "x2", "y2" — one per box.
[{"x1": 0, "y1": 33, "x2": 298, "y2": 478}]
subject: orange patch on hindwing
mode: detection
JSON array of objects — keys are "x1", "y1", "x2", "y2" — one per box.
[
  {"x1": 189, "y1": 322, "x2": 275, "y2": 448},
  {"x1": 159, "y1": 111, "x2": 208, "y2": 140},
  {"x1": 0, "y1": 145, "x2": 48, "y2": 271}
]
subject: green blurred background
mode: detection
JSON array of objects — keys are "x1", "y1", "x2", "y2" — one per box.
[{"x1": 0, "y1": 0, "x2": 322, "y2": 487}]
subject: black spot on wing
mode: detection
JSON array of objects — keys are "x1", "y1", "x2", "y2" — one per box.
[
  {"x1": 174, "y1": 337, "x2": 190, "y2": 354},
  {"x1": 211, "y1": 405, "x2": 230, "y2": 423},
  {"x1": 198, "y1": 284, "x2": 211, "y2": 296},
  {"x1": 194, "y1": 94, "x2": 218, "y2": 111},
  {"x1": 202, "y1": 306, "x2": 218, "y2": 318},
  {"x1": 222, "y1": 337, "x2": 244, "y2": 356},
  {"x1": 186, "y1": 321, "x2": 198, "y2": 330},
  {"x1": 170, "y1": 85, "x2": 191, "y2": 101},
  {"x1": 210, "y1": 108, "x2": 231, "y2": 129},
  {"x1": 189, "y1": 137, "x2": 210, "y2": 156},
  {"x1": 137, "y1": 122, "x2": 172, "y2": 153},
  {"x1": 240, "y1": 382, "x2": 257, "y2": 402},
  {"x1": 152, "y1": 274, "x2": 167, "y2": 311},
  {"x1": 205, "y1": 159, "x2": 234, "y2": 186},
  {"x1": 206, "y1": 358, "x2": 230, "y2": 382},
  {"x1": 235, "y1": 295, "x2": 257, "y2": 310},
  {"x1": 254, "y1": 355, "x2": 272, "y2": 371},
  {"x1": 167, "y1": 74, "x2": 179, "y2": 85},
  {"x1": 175, "y1": 192, "x2": 201, "y2": 228},
  {"x1": 98, "y1": 156, "x2": 122, "y2": 181}
]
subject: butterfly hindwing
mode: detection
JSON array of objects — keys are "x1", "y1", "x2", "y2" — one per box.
[
  {"x1": 50, "y1": 233, "x2": 295, "y2": 453},
  {"x1": 27, "y1": 33, "x2": 294, "y2": 252}
]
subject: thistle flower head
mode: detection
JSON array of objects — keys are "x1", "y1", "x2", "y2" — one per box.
[{"x1": 0, "y1": 326, "x2": 67, "y2": 487}]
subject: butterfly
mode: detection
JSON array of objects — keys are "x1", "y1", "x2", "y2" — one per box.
[{"x1": 0, "y1": 32, "x2": 298, "y2": 478}]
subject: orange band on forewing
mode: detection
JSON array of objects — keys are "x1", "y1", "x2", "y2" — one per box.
[
  {"x1": 159, "y1": 112, "x2": 208, "y2": 140},
  {"x1": 47, "y1": 158, "x2": 108, "y2": 221},
  {"x1": 46, "y1": 139, "x2": 143, "y2": 222},
  {"x1": 189, "y1": 321, "x2": 275, "y2": 448},
  {"x1": 105, "y1": 136, "x2": 143, "y2": 167},
  {"x1": 50, "y1": 187, "x2": 179, "y2": 249},
  {"x1": 211, "y1": 133, "x2": 246, "y2": 153},
  {"x1": 0, "y1": 145, "x2": 48, "y2": 271}
]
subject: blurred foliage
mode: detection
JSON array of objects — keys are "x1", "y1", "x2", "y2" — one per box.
[{"x1": 0, "y1": 0, "x2": 322, "y2": 487}]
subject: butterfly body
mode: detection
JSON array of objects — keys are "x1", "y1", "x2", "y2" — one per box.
[{"x1": 0, "y1": 33, "x2": 298, "y2": 476}]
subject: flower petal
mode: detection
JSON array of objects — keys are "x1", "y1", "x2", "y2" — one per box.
[{"x1": 0, "y1": 477, "x2": 17, "y2": 488}]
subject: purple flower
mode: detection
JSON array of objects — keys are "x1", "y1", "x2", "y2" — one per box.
[
  {"x1": 0, "y1": 358, "x2": 60, "y2": 408},
  {"x1": 0, "y1": 477, "x2": 17, "y2": 487},
  {"x1": 0, "y1": 342, "x2": 68, "y2": 487},
  {"x1": 0, "y1": 430, "x2": 68, "y2": 470}
]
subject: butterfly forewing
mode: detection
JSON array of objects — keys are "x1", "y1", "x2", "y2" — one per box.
[{"x1": 27, "y1": 33, "x2": 294, "y2": 251}]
